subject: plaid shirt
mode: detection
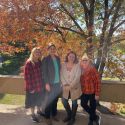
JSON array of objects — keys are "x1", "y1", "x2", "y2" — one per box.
[
  {"x1": 80, "y1": 66, "x2": 101, "y2": 96},
  {"x1": 24, "y1": 60, "x2": 42, "y2": 92}
]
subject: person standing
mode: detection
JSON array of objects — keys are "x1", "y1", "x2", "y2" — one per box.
[
  {"x1": 42, "y1": 43, "x2": 61, "y2": 125},
  {"x1": 80, "y1": 53, "x2": 101, "y2": 125},
  {"x1": 24, "y1": 47, "x2": 43, "y2": 123},
  {"x1": 61, "y1": 51, "x2": 82, "y2": 125}
]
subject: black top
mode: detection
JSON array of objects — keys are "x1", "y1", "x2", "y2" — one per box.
[{"x1": 41, "y1": 55, "x2": 61, "y2": 85}]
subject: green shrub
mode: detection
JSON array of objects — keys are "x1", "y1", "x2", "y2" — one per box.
[{"x1": 0, "y1": 53, "x2": 28, "y2": 75}]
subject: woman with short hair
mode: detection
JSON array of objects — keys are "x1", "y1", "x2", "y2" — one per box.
[{"x1": 80, "y1": 53, "x2": 101, "y2": 125}]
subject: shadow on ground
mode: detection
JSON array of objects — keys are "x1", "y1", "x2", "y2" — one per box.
[
  {"x1": 0, "y1": 105, "x2": 125, "y2": 125},
  {"x1": 97, "y1": 105, "x2": 115, "y2": 115}
]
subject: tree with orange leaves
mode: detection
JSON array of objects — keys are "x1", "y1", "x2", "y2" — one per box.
[{"x1": 0, "y1": 0, "x2": 125, "y2": 78}]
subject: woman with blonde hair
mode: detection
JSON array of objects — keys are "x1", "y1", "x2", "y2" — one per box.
[{"x1": 24, "y1": 47, "x2": 43, "y2": 123}]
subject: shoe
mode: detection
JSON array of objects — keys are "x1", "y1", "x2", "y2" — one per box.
[
  {"x1": 88, "y1": 120, "x2": 93, "y2": 125},
  {"x1": 67, "y1": 119, "x2": 75, "y2": 125},
  {"x1": 63, "y1": 116, "x2": 71, "y2": 122},
  {"x1": 45, "y1": 119, "x2": 52, "y2": 125},
  {"x1": 31, "y1": 115, "x2": 40, "y2": 123},
  {"x1": 37, "y1": 111, "x2": 45, "y2": 117},
  {"x1": 52, "y1": 116, "x2": 59, "y2": 121},
  {"x1": 95, "y1": 115, "x2": 101, "y2": 125}
]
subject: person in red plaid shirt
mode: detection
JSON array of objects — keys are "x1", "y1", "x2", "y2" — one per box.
[
  {"x1": 80, "y1": 53, "x2": 101, "y2": 125},
  {"x1": 24, "y1": 47, "x2": 43, "y2": 123}
]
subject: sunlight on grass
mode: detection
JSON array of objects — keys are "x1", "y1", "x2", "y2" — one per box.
[
  {"x1": 57, "y1": 98, "x2": 64, "y2": 110},
  {"x1": 0, "y1": 94, "x2": 64, "y2": 109},
  {"x1": 0, "y1": 94, "x2": 25, "y2": 105},
  {"x1": 102, "y1": 77, "x2": 125, "y2": 82}
]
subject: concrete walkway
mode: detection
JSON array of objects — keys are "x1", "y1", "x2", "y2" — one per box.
[{"x1": 0, "y1": 104, "x2": 125, "y2": 125}]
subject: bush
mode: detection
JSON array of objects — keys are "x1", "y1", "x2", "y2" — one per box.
[{"x1": 0, "y1": 52, "x2": 28, "y2": 75}]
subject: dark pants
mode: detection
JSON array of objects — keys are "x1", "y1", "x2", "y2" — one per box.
[
  {"x1": 62, "y1": 97, "x2": 78, "y2": 120},
  {"x1": 81, "y1": 94, "x2": 97, "y2": 121},
  {"x1": 45, "y1": 84, "x2": 61, "y2": 119},
  {"x1": 25, "y1": 91, "x2": 42, "y2": 109}
]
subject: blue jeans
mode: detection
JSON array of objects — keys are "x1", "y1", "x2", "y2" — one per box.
[
  {"x1": 62, "y1": 97, "x2": 78, "y2": 108},
  {"x1": 62, "y1": 97, "x2": 78, "y2": 120}
]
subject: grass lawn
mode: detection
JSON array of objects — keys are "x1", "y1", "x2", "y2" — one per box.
[
  {"x1": 102, "y1": 77, "x2": 125, "y2": 82},
  {"x1": 0, "y1": 94, "x2": 64, "y2": 109},
  {"x1": 0, "y1": 94, "x2": 25, "y2": 105}
]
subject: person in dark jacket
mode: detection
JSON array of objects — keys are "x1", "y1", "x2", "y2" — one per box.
[{"x1": 42, "y1": 43, "x2": 61, "y2": 125}]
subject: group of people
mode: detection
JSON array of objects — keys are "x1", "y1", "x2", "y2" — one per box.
[{"x1": 24, "y1": 43, "x2": 101, "y2": 125}]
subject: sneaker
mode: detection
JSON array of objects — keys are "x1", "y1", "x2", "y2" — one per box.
[
  {"x1": 88, "y1": 120, "x2": 93, "y2": 125},
  {"x1": 95, "y1": 115, "x2": 101, "y2": 125},
  {"x1": 37, "y1": 111, "x2": 45, "y2": 117},
  {"x1": 67, "y1": 119, "x2": 75, "y2": 125},
  {"x1": 31, "y1": 115, "x2": 40, "y2": 123}
]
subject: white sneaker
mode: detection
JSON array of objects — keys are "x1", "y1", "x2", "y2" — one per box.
[{"x1": 95, "y1": 115, "x2": 101, "y2": 125}]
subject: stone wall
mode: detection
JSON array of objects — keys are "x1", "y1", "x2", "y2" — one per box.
[{"x1": 0, "y1": 75, "x2": 125, "y2": 103}]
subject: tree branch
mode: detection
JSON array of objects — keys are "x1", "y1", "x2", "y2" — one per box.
[
  {"x1": 108, "y1": 1, "x2": 117, "y2": 17},
  {"x1": 110, "y1": 38, "x2": 125, "y2": 46},
  {"x1": 99, "y1": 0, "x2": 109, "y2": 46},
  {"x1": 89, "y1": 0, "x2": 95, "y2": 36},
  {"x1": 55, "y1": 27, "x2": 67, "y2": 43},
  {"x1": 58, "y1": 26, "x2": 87, "y2": 37},
  {"x1": 107, "y1": 1, "x2": 122, "y2": 43},
  {"x1": 60, "y1": 3, "x2": 86, "y2": 37},
  {"x1": 113, "y1": 19, "x2": 125, "y2": 31},
  {"x1": 79, "y1": 0, "x2": 89, "y2": 28}
]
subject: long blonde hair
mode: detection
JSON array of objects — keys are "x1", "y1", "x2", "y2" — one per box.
[{"x1": 29, "y1": 47, "x2": 41, "y2": 64}]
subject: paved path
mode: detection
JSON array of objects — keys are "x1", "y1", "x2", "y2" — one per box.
[{"x1": 0, "y1": 104, "x2": 125, "y2": 125}]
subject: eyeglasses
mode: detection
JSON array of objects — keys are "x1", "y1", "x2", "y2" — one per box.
[{"x1": 82, "y1": 60, "x2": 88, "y2": 62}]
